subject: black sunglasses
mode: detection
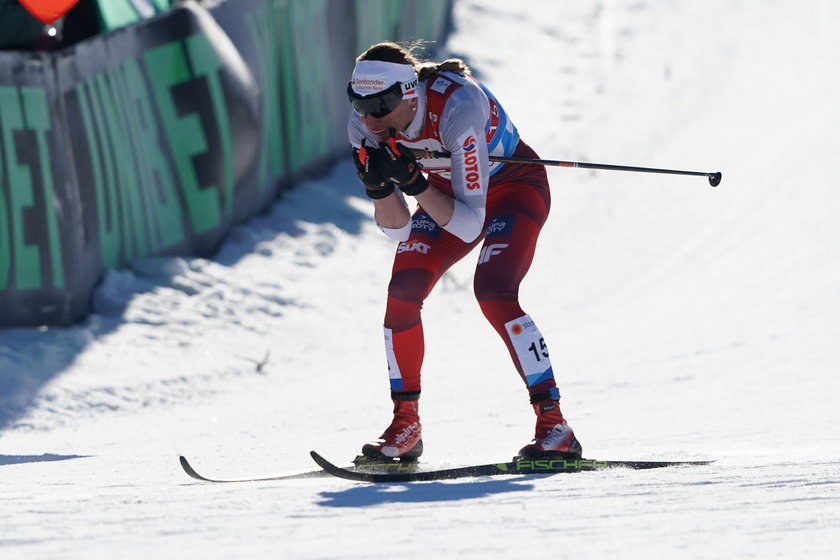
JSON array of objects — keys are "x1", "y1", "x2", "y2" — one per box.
[{"x1": 347, "y1": 81, "x2": 404, "y2": 118}]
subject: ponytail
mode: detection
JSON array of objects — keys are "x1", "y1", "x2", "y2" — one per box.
[{"x1": 416, "y1": 58, "x2": 470, "y2": 81}]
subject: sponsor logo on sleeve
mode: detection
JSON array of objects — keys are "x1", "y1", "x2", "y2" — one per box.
[{"x1": 460, "y1": 134, "x2": 482, "y2": 192}]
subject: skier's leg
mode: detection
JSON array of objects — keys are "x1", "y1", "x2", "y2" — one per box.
[
  {"x1": 473, "y1": 185, "x2": 582, "y2": 458},
  {"x1": 361, "y1": 212, "x2": 477, "y2": 461}
]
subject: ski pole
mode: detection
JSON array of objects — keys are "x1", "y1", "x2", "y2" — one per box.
[{"x1": 410, "y1": 148, "x2": 722, "y2": 187}]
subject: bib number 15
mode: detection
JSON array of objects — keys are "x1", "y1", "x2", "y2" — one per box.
[{"x1": 528, "y1": 338, "x2": 549, "y2": 361}]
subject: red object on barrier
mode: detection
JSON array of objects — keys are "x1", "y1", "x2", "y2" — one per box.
[{"x1": 19, "y1": 0, "x2": 80, "y2": 25}]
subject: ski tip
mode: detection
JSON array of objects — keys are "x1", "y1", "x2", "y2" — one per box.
[
  {"x1": 310, "y1": 450, "x2": 346, "y2": 478},
  {"x1": 309, "y1": 450, "x2": 330, "y2": 467},
  {"x1": 179, "y1": 455, "x2": 205, "y2": 481}
]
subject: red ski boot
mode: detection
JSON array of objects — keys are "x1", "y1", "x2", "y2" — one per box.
[
  {"x1": 358, "y1": 400, "x2": 423, "y2": 462},
  {"x1": 516, "y1": 399, "x2": 582, "y2": 460}
]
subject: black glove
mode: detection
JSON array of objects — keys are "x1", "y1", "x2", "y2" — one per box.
[
  {"x1": 378, "y1": 137, "x2": 429, "y2": 196},
  {"x1": 353, "y1": 139, "x2": 395, "y2": 199}
]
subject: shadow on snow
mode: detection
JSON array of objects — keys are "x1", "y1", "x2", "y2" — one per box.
[
  {"x1": 316, "y1": 477, "x2": 537, "y2": 507},
  {"x1": 0, "y1": 454, "x2": 91, "y2": 466}
]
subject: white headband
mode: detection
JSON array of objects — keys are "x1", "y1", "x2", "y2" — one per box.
[{"x1": 350, "y1": 60, "x2": 419, "y2": 99}]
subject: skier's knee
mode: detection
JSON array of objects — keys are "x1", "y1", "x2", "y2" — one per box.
[{"x1": 388, "y1": 268, "x2": 437, "y2": 304}]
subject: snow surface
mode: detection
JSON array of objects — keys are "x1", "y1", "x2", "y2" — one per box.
[{"x1": 2, "y1": 1, "x2": 840, "y2": 558}]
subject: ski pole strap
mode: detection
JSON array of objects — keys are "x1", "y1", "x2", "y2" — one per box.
[{"x1": 392, "y1": 390, "x2": 421, "y2": 401}]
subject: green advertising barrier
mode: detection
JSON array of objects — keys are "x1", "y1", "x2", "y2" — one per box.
[
  {"x1": 0, "y1": 0, "x2": 452, "y2": 328},
  {"x1": 0, "y1": 51, "x2": 93, "y2": 324},
  {"x1": 97, "y1": 0, "x2": 173, "y2": 31},
  {"x1": 61, "y1": 4, "x2": 262, "y2": 265}
]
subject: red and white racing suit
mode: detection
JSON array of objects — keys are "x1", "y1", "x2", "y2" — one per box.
[{"x1": 348, "y1": 71, "x2": 560, "y2": 405}]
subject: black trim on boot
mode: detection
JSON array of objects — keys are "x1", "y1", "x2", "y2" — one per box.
[{"x1": 391, "y1": 390, "x2": 421, "y2": 401}]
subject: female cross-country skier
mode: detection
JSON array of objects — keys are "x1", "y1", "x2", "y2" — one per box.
[{"x1": 347, "y1": 42, "x2": 582, "y2": 462}]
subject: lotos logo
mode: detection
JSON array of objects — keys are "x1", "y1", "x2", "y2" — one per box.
[{"x1": 461, "y1": 134, "x2": 482, "y2": 191}]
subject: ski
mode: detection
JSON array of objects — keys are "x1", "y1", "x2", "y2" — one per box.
[
  {"x1": 179, "y1": 455, "x2": 331, "y2": 483},
  {"x1": 178, "y1": 455, "x2": 423, "y2": 483},
  {"x1": 310, "y1": 451, "x2": 713, "y2": 483}
]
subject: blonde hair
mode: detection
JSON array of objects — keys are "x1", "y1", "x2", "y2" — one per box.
[{"x1": 357, "y1": 41, "x2": 470, "y2": 82}]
